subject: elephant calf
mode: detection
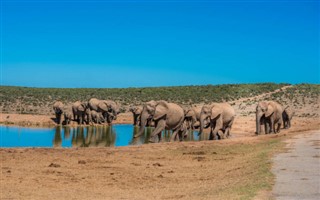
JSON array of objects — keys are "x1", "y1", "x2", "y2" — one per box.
[
  {"x1": 53, "y1": 101, "x2": 64, "y2": 125},
  {"x1": 183, "y1": 106, "x2": 202, "y2": 130},
  {"x1": 63, "y1": 110, "x2": 73, "y2": 125},
  {"x1": 282, "y1": 106, "x2": 294, "y2": 129},
  {"x1": 88, "y1": 110, "x2": 105, "y2": 124}
]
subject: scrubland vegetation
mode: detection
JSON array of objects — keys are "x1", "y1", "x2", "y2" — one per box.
[{"x1": 0, "y1": 83, "x2": 319, "y2": 116}]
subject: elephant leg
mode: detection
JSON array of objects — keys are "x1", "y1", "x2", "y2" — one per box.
[
  {"x1": 226, "y1": 127, "x2": 231, "y2": 138},
  {"x1": 133, "y1": 115, "x2": 137, "y2": 126},
  {"x1": 276, "y1": 122, "x2": 281, "y2": 133},
  {"x1": 209, "y1": 128, "x2": 214, "y2": 140},
  {"x1": 270, "y1": 119, "x2": 275, "y2": 133},
  {"x1": 183, "y1": 128, "x2": 189, "y2": 138},
  {"x1": 178, "y1": 130, "x2": 184, "y2": 142},
  {"x1": 149, "y1": 119, "x2": 165, "y2": 143},
  {"x1": 225, "y1": 118, "x2": 233, "y2": 138},
  {"x1": 288, "y1": 120, "x2": 291, "y2": 128},
  {"x1": 158, "y1": 132, "x2": 163, "y2": 142},
  {"x1": 80, "y1": 114, "x2": 84, "y2": 125},
  {"x1": 170, "y1": 128, "x2": 180, "y2": 142},
  {"x1": 191, "y1": 119, "x2": 195, "y2": 130},
  {"x1": 217, "y1": 129, "x2": 225, "y2": 139},
  {"x1": 210, "y1": 118, "x2": 222, "y2": 140},
  {"x1": 264, "y1": 121, "x2": 269, "y2": 134}
]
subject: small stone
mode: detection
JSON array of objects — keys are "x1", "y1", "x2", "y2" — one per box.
[
  {"x1": 78, "y1": 160, "x2": 86, "y2": 164},
  {"x1": 48, "y1": 163, "x2": 60, "y2": 168},
  {"x1": 152, "y1": 163, "x2": 162, "y2": 167}
]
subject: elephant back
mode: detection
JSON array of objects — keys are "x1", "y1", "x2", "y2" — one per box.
[{"x1": 88, "y1": 98, "x2": 101, "y2": 111}]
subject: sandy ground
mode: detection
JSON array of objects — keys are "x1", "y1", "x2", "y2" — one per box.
[
  {"x1": 272, "y1": 131, "x2": 320, "y2": 200},
  {"x1": 1, "y1": 113, "x2": 319, "y2": 199}
]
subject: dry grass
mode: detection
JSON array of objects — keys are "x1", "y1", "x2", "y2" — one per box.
[{"x1": 1, "y1": 135, "x2": 285, "y2": 200}]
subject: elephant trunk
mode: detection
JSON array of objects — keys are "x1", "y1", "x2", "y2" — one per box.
[
  {"x1": 199, "y1": 114, "x2": 206, "y2": 136},
  {"x1": 136, "y1": 111, "x2": 149, "y2": 138}
]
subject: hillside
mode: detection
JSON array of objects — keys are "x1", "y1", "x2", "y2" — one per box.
[{"x1": 0, "y1": 83, "x2": 319, "y2": 118}]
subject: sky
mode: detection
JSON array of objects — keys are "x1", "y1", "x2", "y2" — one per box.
[{"x1": 1, "y1": 0, "x2": 319, "y2": 88}]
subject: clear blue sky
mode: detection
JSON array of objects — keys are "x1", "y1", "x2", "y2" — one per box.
[{"x1": 1, "y1": 0, "x2": 319, "y2": 88}]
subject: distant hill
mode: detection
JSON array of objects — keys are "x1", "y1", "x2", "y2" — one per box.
[{"x1": 0, "y1": 83, "x2": 319, "y2": 116}]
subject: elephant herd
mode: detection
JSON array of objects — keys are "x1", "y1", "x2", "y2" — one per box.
[
  {"x1": 53, "y1": 98, "x2": 120, "y2": 126},
  {"x1": 54, "y1": 99, "x2": 294, "y2": 143}
]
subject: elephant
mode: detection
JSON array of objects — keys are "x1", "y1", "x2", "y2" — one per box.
[
  {"x1": 53, "y1": 101, "x2": 64, "y2": 125},
  {"x1": 88, "y1": 98, "x2": 120, "y2": 124},
  {"x1": 129, "y1": 105, "x2": 143, "y2": 126},
  {"x1": 88, "y1": 110, "x2": 105, "y2": 124},
  {"x1": 63, "y1": 110, "x2": 73, "y2": 125},
  {"x1": 199, "y1": 103, "x2": 236, "y2": 140},
  {"x1": 72, "y1": 101, "x2": 89, "y2": 125},
  {"x1": 256, "y1": 101, "x2": 283, "y2": 134},
  {"x1": 183, "y1": 106, "x2": 202, "y2": 130},
  {"x1": 282, "y1": 106, "x2": 294, "y2": 129},
  {"x1": 135, "y1": 100, "x2": 186, "y2": 143}
]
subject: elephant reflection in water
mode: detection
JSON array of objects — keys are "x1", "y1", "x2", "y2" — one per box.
[
  {"x1": 53, "y1": 126, "x2": 62, "y2": 147},
  {"x1": 63, "y1": 126, "x2": 71, "y2": 139},
  {"x1": 130, "y1": 126, "x2": 154, "y2": 145},
  {"x1": 71, "y1": 127, "x2": 86, "y2": 147},
  {"x1": 71, "y1": 126, "x2": 116, "y2": 147}
]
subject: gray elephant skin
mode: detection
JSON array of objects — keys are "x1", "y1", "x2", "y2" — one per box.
[
  {"x1": 129, "y1": 105, "x2": 143, "y2": 126},
  {"x1": 199, "y1": 103, "x2": 235, "y2": 140},
  {"x1": 282, "y1": 106, "x2": 294, "y2": 129},
  {"x1": 184, "y1": 106, "x2": 202, "y2": 130},
  {"x1": 136, "y1": 100, "x2": 186, "y2": 142},
  {"x1": 53, "y1": 101, "x2": 64, "y2": 125},
  {"x1": 88, "y1": 98, "x2": 120, "y2": 124},
  {"x1": 72, "y1": 101, "x2": 89, "y2": 125},
  {"x1": 63, "y1": 110, "x2": 73, "y2": 125},
  {"x1": 256, "y1": 101, "x2": 283, "y2": 134},
  {"x1": 88, "y1": 110, "x2": 105, "y2": 124}
]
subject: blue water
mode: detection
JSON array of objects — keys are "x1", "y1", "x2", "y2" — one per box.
[{"x1": 0, "y1": 125, "x2": 202, "y2": 148}]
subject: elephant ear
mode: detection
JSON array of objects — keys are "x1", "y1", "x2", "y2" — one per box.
[
  {"x1": 98, "y1": 102, "x2": 108, "y2": 112},
  {"x1": 210, "y1": 105, "x2": 223, "y2": 120},
  {"x1": 153, "y1": 101, "x2": 168, "y2": 121},
  {"x1": 185, "y1": 110, "x2": 193, "y2": 118},
  {"x1": 77, "y1": 105, "x2": 85, "y2": 112},
  {"x1": 265, "y1": 104, "x2": 274, "y2": 117}
]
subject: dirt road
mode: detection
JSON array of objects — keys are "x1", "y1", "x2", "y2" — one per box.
[{"x1": 272, "y1": 131, "x2": 320, "y2": 200}]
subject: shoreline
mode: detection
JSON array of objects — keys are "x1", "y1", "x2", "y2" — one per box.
[{"x1": 0, "y1": 112, "x2": 134, "y2": 127}]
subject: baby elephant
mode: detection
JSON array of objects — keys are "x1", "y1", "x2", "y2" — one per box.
[
  {"x1": 282, "y1": 106, "x2": 294, "y2": 129},
  {"x1": 88, "y1": 110, "x2": 105, "y2": 124},
  {"x1": 63, "y1": 110, "x2": 73, "y2": 125}
]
